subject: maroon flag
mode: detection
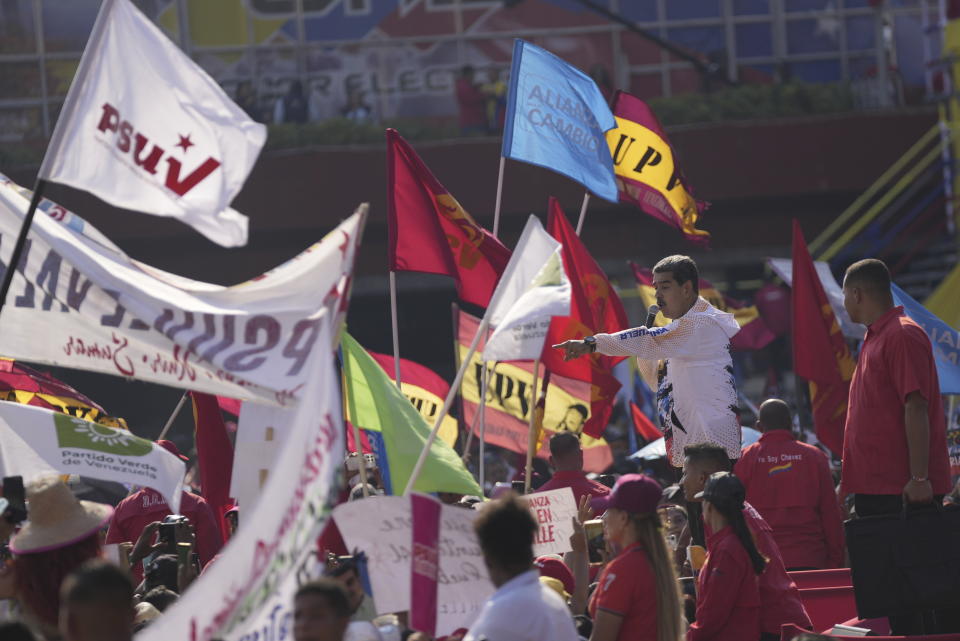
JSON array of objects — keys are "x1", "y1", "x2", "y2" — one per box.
[
  {"x1": 387, "y1": 129, "x2": 510, "y2": 307},
  {"x1": 191, "y1": 392, "x2": 235, "y2": 541}
]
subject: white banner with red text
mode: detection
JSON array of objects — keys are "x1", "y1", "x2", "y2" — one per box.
[
  {"x1": 0, "y1": 174, "x2": 364, "y2": 406},
  {"x1": 136, "y1": 314, "x2": 343, "y2": 641}
]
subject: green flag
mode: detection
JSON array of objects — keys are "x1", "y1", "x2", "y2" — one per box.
[{"x1": 341, "y1": 332, "x2": 481, "y2": 496}]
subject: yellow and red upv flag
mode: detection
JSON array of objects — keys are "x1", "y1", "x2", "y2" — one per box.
[
  {"x1": 791, "y1": 219, "x2": 855, "y2": 453},
  {"x1": 607, "y1": 91, "x2": 710, "y2": 246},
  {"x1": 457, "y1": 309, "x2": 613, "y2": 473},
  {"x1": 386, "y1": 128, "x2": 510, "y2": 308}
]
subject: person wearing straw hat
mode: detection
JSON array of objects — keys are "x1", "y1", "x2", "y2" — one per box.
[
  {"x1": 587, "y1": 473, "x2": 683, "y2": 641},
  {"x1": 687, "y1": 472, "x2": 763, "y2": 641},
  {"x1": 0, "y1": 475, "x2": 113, "y2": 640}
]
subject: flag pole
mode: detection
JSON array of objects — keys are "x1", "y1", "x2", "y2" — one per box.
[
  {"x1": 389, "y1": 271, "x2": 402, "y2": 388},
  {"x1": 0, "y1": 0, "x2": 116, "y2": 317},
  {"x1": 404, "y1": 314, "x2": 491, "y2": 495},
  {"x1": 157, "y1": 390, "x2": 190, "y2": 441},
  {"x1": 478, "y1": 362, "x2": 489, "y2": 491},
  {"x1": 492, "y1": 156, "x2": 506, "y2": 237},
  {"x1": 524, "y1": 358, "x2": 541, "y2": 494},
  {"x1": 575, "y1": 192, "x2": 591, "y2": 236}
]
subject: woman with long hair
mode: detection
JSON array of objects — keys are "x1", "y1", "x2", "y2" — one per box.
[
  {"x1": 587, "y1": 473, "x2": 684, "y2": 641},
  {"x1": 687, "y1": 472, "x2": 766, "y2": 641}
]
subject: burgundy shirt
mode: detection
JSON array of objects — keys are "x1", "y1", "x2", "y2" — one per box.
[
  {"x1": 737, "y1": 431, "x2": 845, "y2": 569},
  {"x1": 841, "y1": 306, "x2": 951, "y2": 496},
  {"x1": 455, "y1": 78, "x2": 487, "y2": 129},
  {"x1": 535, "y1": 470, "x2": 610, "y2": 509},
  {"x1": 688, "y1": 526, "x2": 760, "y2": 641},
  {"x1": 105, "y1": 488, "x2": 222, "y2": 581}
]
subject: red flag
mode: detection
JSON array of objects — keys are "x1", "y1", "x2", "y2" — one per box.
[
  {"x1": 216, "y1": 396, "x2": 241, "y2": 417},
  {"x1": 630, "y1": 401, "x2": 662, "y2": 442},
  {"x1": 791, "y1": 220, "x2": 855, "y2": 453},
  {"x1": 387, "y1": 128, "x2": 510, "y2": 308},
  {"x1": 541, "y1": 198, "x2": 628, "y2": 438},
  {"x1": 191, "y1": 392, "x2": 235, "y2": 542}
]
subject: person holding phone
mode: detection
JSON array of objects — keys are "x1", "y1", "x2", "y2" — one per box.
[
  {"x1": 587, "y1": 474, "x2": 683, "y2": 641},
  {"x1": 687, "y1": 473, "x2": 763, "y2": 641}
]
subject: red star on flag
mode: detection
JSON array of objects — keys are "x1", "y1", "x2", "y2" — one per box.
[{"x1": 175, "y1": 133, "x2": 194, "y2": 153}]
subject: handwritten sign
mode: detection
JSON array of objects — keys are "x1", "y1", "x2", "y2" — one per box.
[
  {"x1": 333, "y1": 495, "x2": 494, "y2": 636},
  {"x1": 525, "y1": 487, "x2": 578, "y2": 557}
]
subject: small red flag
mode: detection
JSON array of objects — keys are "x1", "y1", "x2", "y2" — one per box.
[
  {"x1": 191, "y1": 392, "x2": 235, "y2": 542},
  {"x1": 387, "y1": 129, "x2": 510, "y2": 308},
  {"x1": 541, "y1": 197, "x2": 629, "y2": 438},
  {"x1": 790, "y1": 220, "x2": 855, "y2": 453},
  {"x1": 630, "y1": 401, "x2": 662, "y2": 442}
]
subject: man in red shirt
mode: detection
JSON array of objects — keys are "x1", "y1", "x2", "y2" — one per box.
[
  {"x1": 681, "y1": 443, "x2": 812, "y2": 641},
  {"x1": 841, "y1": 259, "x2": 952, "y2": 634},
  {"x1": 105, "y1": 440, "x2": 222, "y2": 581},
  {"x1": 455, "y1": 65, "x2": 488, "y2": 136},
  {"x1": 736, "y1": 399, "x2": 844, "y2": 570},
  {"x1": 534, "y1": 432, "x2": 610, "y2": 509}
]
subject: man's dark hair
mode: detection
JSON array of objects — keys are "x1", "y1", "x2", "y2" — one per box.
[
  {"x1": 0, "y1": 621, "x2": 37, "y2": 641},
  {"x1": 549, "y1": 431, "x2": 581, "y2": 458},
  {"x1": 324, "y1": 554, "x2": 358, "y2": 579},
  {"x1": 460, "y1": 64, "x2": 475, "y2": 78},
  {"x1": 474, "y1": 494, "x2": 537, "y2": 572},
  {"x1": 683, "y1": 442, "x2": 732, "y2": 473},
  {"x1": 653, "y1": 255, "x2": 699, "y2": 294},
  {"x1": 844, "y1": 259, "x2": 892, "y2": 300},
  {"x1": 61, "y1": 560, "x2": 134, "y2": 609},
  {"x1": 142, "y1": 587, "x2": 179, "y2": 612},
  {"x1": 567, "y1": 404, "x2": 588, "y2": 420},
  {"x1": 758, "y1": 399, "x2": 792, "y2": 431},
  {"x1": 295, "y1": 578, "x2": 351, "y2": 619}
]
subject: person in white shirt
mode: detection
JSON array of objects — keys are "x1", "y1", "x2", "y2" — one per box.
[
  {"x1": 554, "y1": 255, "x2": 742, "y2": 545},
  {"x1": 464, "y1": 495, "x2": 579, "y2": 641}
]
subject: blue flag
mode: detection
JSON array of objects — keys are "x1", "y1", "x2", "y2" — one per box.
[
  {"x1": 891, "y1": 283, "x2": 960, "y2": 394},
  {"x1": 502, "y1": 39, "x2": 618, "y2": 202}
]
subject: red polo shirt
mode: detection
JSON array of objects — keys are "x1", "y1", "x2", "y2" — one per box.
[
  {"x1": 535, "y1": 470, "x2": 610, "y2": 509},
  {"x1": 105, "y1": 487, "x2": 223, "y2": 581},
  {"x1": 841, "y1": 306, "x2": 951, "y2": 496},
  {"x1": 687, "y1": 526, "x2": 760, "y2": 641},
  {"x1": 736, "y1": 431, "x2": 844, "y2": 569},
  {"x1": 589, "y1": 542, "x2": 657, "y2": 641}
]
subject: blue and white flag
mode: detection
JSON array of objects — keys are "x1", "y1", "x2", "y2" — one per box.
[
  {"x1": 892, "y1": 284, "x2": 960, "y2": 395},
  {"x1": 502, "y1": 39, "x2": 618, "y2": 202}
]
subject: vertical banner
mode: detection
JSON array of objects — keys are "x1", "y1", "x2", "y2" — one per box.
[{"x1": 410, "y1": 493, "x2": 442, "y2": 636}]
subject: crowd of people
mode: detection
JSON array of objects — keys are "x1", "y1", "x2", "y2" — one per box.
[{"x1": 0, "y1": 253, "x2": 956, "y2": 641}]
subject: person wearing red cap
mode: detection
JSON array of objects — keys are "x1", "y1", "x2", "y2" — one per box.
[
  {"x1": 588, "y1": 474, "x2": 683, "y2": 641},
  {"x1": 735, "y1": 399, "x2": 844, "y2": 570},
  {"x1": 105, "y1": 440, "x2": 222, "y2": 582},
  {"x1": 687, "y1": 472, "x2": 763, "y2": 641},
  {"x1": 534, "y1": 555, "x2": 575, "y2": 597}
]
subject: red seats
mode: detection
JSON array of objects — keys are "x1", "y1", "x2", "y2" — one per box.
[{"x1": 796, "y1": 585, "x2": 858, "y2": 633}]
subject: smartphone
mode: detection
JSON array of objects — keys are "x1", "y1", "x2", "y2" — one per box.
[
  {"x1": 511, "y1": 480, "x2": 525, "y2": 495},
  {"x1": 1, "y1": 476, "x2": 26, "y2": 525},
  {"x1": 584, "y1": 519, "x2": 605, "y2": 564},
  {"x1": 158, "y1": 522, "x2": 178, "y2": 554}
]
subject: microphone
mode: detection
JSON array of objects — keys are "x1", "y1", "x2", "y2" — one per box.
[{"x1": 645, "y1": 304, "x2": 660, "y2": 328}]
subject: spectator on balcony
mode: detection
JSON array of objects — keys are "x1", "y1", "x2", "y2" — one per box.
[
  {"x1": 341, "y1": 90, "x2": 372, "y2": 124},
  {"x1": 274, "y1": 79, "x2": 309, "y2": 124},
  {"x1": 735, "y1": 399, "x2": 844, "y2": 570},
  {"x1": 456, "y1": 65, "x2": 489, "y2": 136},
  {"x1": 234, "y1": 81, "x2": 262, "y2": 122}
]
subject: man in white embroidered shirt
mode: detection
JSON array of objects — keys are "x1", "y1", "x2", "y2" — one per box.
[
  {"x1": 464, "y1": 494, "x2": 579, "y2": 641},
  {"x1": 554, "y1": 255, "x2": 742, "y2": 543}
]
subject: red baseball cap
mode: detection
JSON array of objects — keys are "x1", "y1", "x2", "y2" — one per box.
[
  {"x1": 591, "y1": 473, "x2": 662, "y2": 516},
  {"x1": 535, "y1": 556, "x2": 575, "y2": 595},
  {"x1": 157, "y1": 440, "x2": 189, "y2": 462}
]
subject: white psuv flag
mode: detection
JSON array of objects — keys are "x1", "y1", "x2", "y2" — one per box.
[
  {"x1": 482, "y1": 215, "x2": 571, "y2": 361},
  {"x1": 38, "y1": 0, "x2": 265, "y2": 247}
]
